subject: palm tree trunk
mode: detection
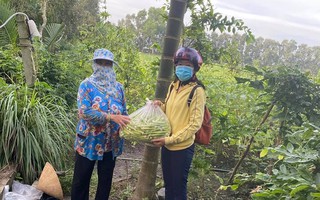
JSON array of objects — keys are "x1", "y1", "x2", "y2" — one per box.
[{"x1": 132, "y1": 1, "x2": 187, "y2": 199}]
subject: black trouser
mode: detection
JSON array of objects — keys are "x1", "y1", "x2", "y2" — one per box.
[
  {"x1": 71, "y1": 151, "x2": 116, "y2": 200},
  {"x1": 161, "y1": 144, "x2": 195, "y2": 200}
]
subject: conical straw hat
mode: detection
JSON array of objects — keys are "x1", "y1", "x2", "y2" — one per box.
[{"x1": 37, "y1": 162, "x2": 64, "y2": 200}]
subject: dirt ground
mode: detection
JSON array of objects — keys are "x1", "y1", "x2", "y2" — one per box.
[
  {"x1": 113, "y1": 141, "x2": 146, "y2": 183},
  {"x1": 110, "y1": 142, "x2": 253, "y2": 200}
]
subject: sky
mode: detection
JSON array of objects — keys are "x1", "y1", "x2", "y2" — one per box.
[{"x1": 106, "y1": 0, "x2": 320, "y2": 47}]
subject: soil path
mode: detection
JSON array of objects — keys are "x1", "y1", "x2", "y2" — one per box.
[{"x1": 113, "y1": 142, "x2": 147, "y2": 182}]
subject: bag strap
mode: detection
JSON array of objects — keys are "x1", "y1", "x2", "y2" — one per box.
[
  {"x1": 168, "y1": 83, "x2": 203, "y2": 107},
  {"x1": 166, "y1": 83, "x2": 174, "y2": 103},
  {"x1": 187, "y1": 85, "x2": 203, "y2": 107}
]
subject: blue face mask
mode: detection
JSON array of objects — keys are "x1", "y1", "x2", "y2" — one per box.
[{"x1": 175, "y1": 65, "x2": 194, "y2": 81}]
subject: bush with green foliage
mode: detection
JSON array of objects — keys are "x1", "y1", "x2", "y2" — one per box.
[
  {"x1": 0, "y1": 83, "x2": 75, "y2": 183},
  {"x1": 0, "y1": 45, "x2": 24, "y2": 83},
  {"x1": 250, "y1": 124, "x2": 320, "y2": 199}
]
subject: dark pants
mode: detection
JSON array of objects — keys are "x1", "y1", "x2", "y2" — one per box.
[
  {"x1": 71, "y1": 151, "x2": 116, "y2": 200},
  {"x1": 161, "y1": 144, "x2": 195, "y2": 200}
]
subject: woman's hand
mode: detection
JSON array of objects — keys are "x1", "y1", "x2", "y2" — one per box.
[
  {"x1": 151, "y1": 137, "x2": 165, "y2": 147},
  {"x1": 110, "y1": 114, "x2": 130, "y2": 129},
  {"x1": 152, "y1": 100, "x2": 162, "y2": 107}
]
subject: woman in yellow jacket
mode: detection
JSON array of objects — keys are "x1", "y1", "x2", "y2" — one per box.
[{"x1": 152, "y1": 47, "x2": 206, "y2": 200}]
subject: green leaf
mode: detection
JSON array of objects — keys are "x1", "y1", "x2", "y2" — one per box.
[
  {"x1": 249, "y1": 80, "x2": 264, "y2": 90},
  {"x1": 286, "y1": 143, "x2": 294, "y2": 153},
  {"x1": 260, "y1": 148, "x2": 268, "y2": 158},
  {"x1": 219, "y1": 185, "x2": 229, "y2": 190},
  {"x1": 251, "y1": 192, "x2": 272, "y2": 197},
  {"x1": 290, "y1": 185, "x2": 309, "y2": 197},
  {"x1": 315, "y1": 173, "x2": 320, "y2": 185},
  {"x1": 231, "y1": 185, "x2": 239, "y2": 190},
  {"x1": 204, "y1": 148, "x2": 215, "y2": 155},
  {"x1": 272, "y1": 169, "x2": 279, "y2": 175},
  {"x1": 234, "y1": 77, "x2": 251, "y2": 84},
  {"x1": 232, "y1": 27, "x2": 236, "y2": 34},
  {"x1": 279, "y1": 164, "x2": 287, "y2": 174},
  {"x1": 270, "y1": 188, "x2": 286, "y2": 195},
  {"x1": 244, "y1": 65, "x2": 263, "y2": 75},
  {"x1": 278, "y1": 155, "x2": 284, "y2": 160},
  {"x1": 311, "y1": 193, "x2": 320, "y2": 197},
  {"x1": 43, "y1": 23, "x2": 65, "y2": 52}
]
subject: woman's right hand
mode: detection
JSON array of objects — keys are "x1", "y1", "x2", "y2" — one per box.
[
  {"x1": 110, "y1": 114, "x2": 130, "y2": 129},
  {"x1": 151, "y1": 137, "x2": 165, "y2": 147},
  {"x1": 152, "y1": 100, "x2": 162, "y2": 107}
]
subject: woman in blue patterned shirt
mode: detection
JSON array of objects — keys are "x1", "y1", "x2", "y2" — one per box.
[{"x1": 71, "y1": 49, "x2": 130, "y2": 200}]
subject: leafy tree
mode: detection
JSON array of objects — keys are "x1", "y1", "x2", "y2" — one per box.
[
  {"x1": 243, "y1": 37, "x2": 265, "y2": 66},
  {"x1": 279, "y1": 39, "x2": 297, "y2": 66},
  {"x1": 229, "y1": 65, "x2": 320, "y2": 183},
  {"x1": 0, "y1": 0, "x2": 18, "y2": 46},
  {"x1": 295, "y1": 44, "x2": 314, "y2": 73},
  {"x1": 260, "y1": 39, "x2": 280, "y2": 67},
  {"x1": 8, "y1": 0, "x2": 100, "y2": 39},
  {"x1": 34, "y1": 0, "x2": 97, "y2": 39},
  {"x1": 183, "y1": 0, "x2": 254, "y2": 62},
  {"x1": 118, "y1": 7, "x2": 167, "y2": 52},
  {"x1": 263, "y1": 67, "x2": 320, "y2": 128},
  {"x1": 8, "y1": 0, "x2": 40, "y2": 21},
  {"x1": 219, "y1": 41, "x2": 242, "y2": 71},
  {"x1": 208, "y1": 33, "x2": 320, "y2": 75}
]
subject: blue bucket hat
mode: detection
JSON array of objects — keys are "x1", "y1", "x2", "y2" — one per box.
[
  {"x1": 93, "y1": 48, "x2": 114, "y2": 62},
  {"x1": 91, "y1": 48, "x2": 120, "y2": 68}
]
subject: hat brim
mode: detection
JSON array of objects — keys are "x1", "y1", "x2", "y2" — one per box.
[
  {"x1": 91, "y1": 57, "x2": 114, "y2": 61},
  {"x1": 90, "y1": 59, "x2": 120, "y2": 67},
  {"x1": 88, "y1": 58, "x2": 122, "y2": 71}
]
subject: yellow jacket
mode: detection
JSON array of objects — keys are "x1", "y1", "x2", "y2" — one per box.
[{"x1": 162, "y1": 81, "x2": 206, "y2": 151}]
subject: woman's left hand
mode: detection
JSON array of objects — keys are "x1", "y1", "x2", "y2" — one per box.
[
  {"x1": 151, "y1": 138, "x2": 165, "y2": 147},
  {"x1": 110, "y1": 114, "x2": 130, "y2": 129}
]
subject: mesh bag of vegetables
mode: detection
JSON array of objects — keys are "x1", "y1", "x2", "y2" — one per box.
[{"x1": 121, "y1": 100, "x2": 171, "y2": 142}]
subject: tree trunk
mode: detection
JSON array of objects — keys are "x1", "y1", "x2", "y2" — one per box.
[
  {"x1": 16, "y1": 15, "x2": 37, "y2": 87},
  {"x1": 39, "y1": 0, "x2": 47, "y2": 35},
  {"x1": 132, "y1": 1, "x2": 187, "y2": 199},
  {"x1": 227, "y1": 102, "x2": 275, "y2": 184},
  {"x1": 132, "y1": 144, "x2": 160, "y2": 199}
]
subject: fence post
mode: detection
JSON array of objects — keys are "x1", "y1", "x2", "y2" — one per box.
[{"x1": 16, "y1": 15, "x2": 37, "y2": 86}]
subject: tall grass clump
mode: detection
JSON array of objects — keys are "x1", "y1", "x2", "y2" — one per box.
[{"x1": 0, "y1": 84, "x2": 75, "y2": 183}]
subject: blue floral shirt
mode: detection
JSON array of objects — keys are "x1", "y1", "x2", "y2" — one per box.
[{"x1": 74, "y1": 79, "x2": 128, "y2": 160}]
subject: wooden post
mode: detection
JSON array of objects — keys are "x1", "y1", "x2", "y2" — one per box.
[
  {"x1": 0, "y1": 164, "x2": 17, "y2": 199},
  {"x1": 16, "y1": 15, "x2": 37, "y2": 87}
]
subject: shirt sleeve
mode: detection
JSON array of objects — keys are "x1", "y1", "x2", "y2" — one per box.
[
  {"x1": 120, "y1": 86, "x2": 128, "y2": 116},
  {"x1": 77, "y1": 81, "x2": 107, "y2": 126},
  {"x1": 165, "y1": 87, "x2": 206, "y2": 145}
]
